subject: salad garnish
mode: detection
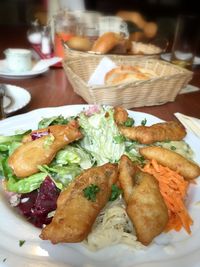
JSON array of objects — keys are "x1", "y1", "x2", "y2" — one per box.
[
  {"x1": 109, "y1": 184, "x2": 122, "y2": 201},
  {"x1": 141, "y1": 118, "x2": 147, "y2": 126},
  {"x1": 83, "y1": 184, "x2": 100, "y2": 202},
  {"x1": 19, "y1": 240, "x2": 26, "y2": 247}
]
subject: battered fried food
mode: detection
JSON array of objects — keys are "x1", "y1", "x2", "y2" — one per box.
[
  {"x1": 8, "y1": 121, "x2": 83, "y2": 178},
  {"x1": 40, "y1": 163, "x2": 118, "y2": 244},
  {"x1": 22, "y1": 120, "x2": 80, "y2": 143},
  {"x1": 118, "y1": 155, "x2": 168, "y2": 245},
  {"x1": 114, "y1": 106, "x2": 128, "y2": 125},
  {"x1": 119, "y1": 121, "x2": 186, "y2": 144},
  {"x1": 140, "y1": 146, "x2": 200, "y2": 180},
  {"x1": 118, "y1": 154, "x2": 136, "y2": 203}
]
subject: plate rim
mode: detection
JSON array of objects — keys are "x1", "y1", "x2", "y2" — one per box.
[
  {"x1": 0, "y1": 104, "x2": 200, "y2": 267},
  {"x1": 3, "y1": 84, "x2": 31, "y2": 114}
]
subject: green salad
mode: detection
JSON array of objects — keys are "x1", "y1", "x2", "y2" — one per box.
[{"x1": 0, "y1": 106, "x2": 193, "y2": 194}]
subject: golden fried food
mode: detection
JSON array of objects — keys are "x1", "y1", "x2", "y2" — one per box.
[
  {"x1": 127, "y1": 171, "x2": 168, "y2": 245},
  {"x1": 114, "y1": 106, "x2": 128, "y2": 125},
  {"x1": 140, "y1": 146, "x2": 200, "y2": 180},
  {"x1": 8, "y1": 121, "x2": 83, "y2": 178},
  {"x1": 119, "y1": 121, "x2": 186, "y2": 144},
  {"x1": 40, "y1": 163, "x2": 118, "y2": 244},
  {"x1": 22, "y1": 120, "x2": 80, "y2": 143},
  {"x1": 118, "y1": 154, "x2": 136, "y2": 203},
  {"x1": 118, "y1": 155, "x2": 168, "y2": 245}
]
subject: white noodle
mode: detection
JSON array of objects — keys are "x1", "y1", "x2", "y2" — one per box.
[{"x1": 84, "y1": 198, "x2": 144, "y2": 251}]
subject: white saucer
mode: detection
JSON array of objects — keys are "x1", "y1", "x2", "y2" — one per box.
[
  {"x1": 0, "y1": 60, "x2": 49, "y2": 79},
  {"x1": 161, "y1": 53, "x2": 200, "y2": 65},
  {"x1": 2, "y1": 84, "x2": 31, "y2": 114}
]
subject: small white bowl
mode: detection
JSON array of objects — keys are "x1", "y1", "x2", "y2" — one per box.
[{"x1": 4, "y1": 48, "x2": 32, "y2": 72}]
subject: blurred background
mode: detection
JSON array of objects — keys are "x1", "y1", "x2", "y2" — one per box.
[
  {"x1": 0, "y1": 0, "x2": 199, "y2": 55},
  {"x1": 0, "y1": 0, "x2": 199, "y2": 25},
  {"x1": 0, "y1": 0, "x2": 199, "y2": 38}
]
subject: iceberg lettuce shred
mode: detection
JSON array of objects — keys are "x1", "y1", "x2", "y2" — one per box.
[{"x1": 78, "y1": 107, "x2": 125, "y2": 165}]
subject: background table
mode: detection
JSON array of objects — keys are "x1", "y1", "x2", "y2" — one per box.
[{"x1": 0, "y1": 26, "x2": 200, "y2": 121}]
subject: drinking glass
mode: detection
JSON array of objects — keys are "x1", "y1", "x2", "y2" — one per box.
[
  {"x1": 53, "y1": 10, "x2": 77, "y2": 58},
  {"x1": 171, "y1": 15, "x2": 199, "y2": 68},
  {"x1": 72, "y1": 10, "x2": 101, "y2": 41},
  {"x1": 99, "y1": 16, "x2": 129, "y2": 37}
]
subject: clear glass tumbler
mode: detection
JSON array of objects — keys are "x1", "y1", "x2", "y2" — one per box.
[{"x1": 171, "y1": 15, "x2": 199, "y2": 68}]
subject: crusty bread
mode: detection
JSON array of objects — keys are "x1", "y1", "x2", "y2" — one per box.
[
  {"x1": 131, "y1": 41, "x2": 162, "y2": 55},
  {"x1": 91, "y1": 32, "x2": 123, "y2": 54},
  {"x1": 66, "y1": 36, "x2": 92, "y2": 52},
  {"x1": 105, "y1": 65, "x2": 156, "y2": 85}
]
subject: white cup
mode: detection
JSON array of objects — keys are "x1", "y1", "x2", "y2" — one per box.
[
  {"x1": 4, "y1": 48, "x2": 32, "y2": 72},
  {"x1": 99, "y1": 16, "x2": 129, "y2": 37}
]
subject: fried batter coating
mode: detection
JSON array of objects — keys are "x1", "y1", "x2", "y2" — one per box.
[
  {"x1": 118, "y1": 154, "x2": 136, "y2": 203},
  {"x1": 118, "y1": 155, "x2": 168, "y2": 245},
  {"x1": 140, "y1": 146, "x2": 200, "y2": 180},
  {"x1": 119, "y1": 121, "x2": 186, "y2": 144},
  {"x1": 114, "y1": 106, "x2": 128, "y2": 125},
  {"x1": 40, "y1": 163, "x2": 118, "y2": 244},
  {"x1": 22, "y1": 120, "x2": 80, "y2": 143},
  {"x1": 8, "y1": 121, "x2": 83, "y2": 178}
]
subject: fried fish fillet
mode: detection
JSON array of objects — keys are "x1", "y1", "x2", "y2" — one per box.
[
  {"x1": 40, "y1": 163, "x2": 118, "y2": 244},
  {"x1": 140, "y1": 146, "x2": 200, "y2": 180},
  {"x1": 119, "y1": 155, "x2": 168, "y2": 245},
  {"x1": 118, "y1": 154, "x2": 136, "y2": 203},
  {"x1": 114, "y1": 106, "x2": 128, "y2": 125},
  {"x1": 8, "y1": 121, "x2": 83, "y2": 178},
  {"x1": 119, "y1": 121, "x2": 186, "y2": 144}
]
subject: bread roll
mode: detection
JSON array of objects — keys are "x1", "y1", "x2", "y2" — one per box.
[
  {"x1": 105, "y1": 65, "x2": 156, "y2": 85},
  {"x1": 131, "y1": 41, "x2": 162, "y2": 55},
  {"x1": 66, "y1": 36, "x2": 92, "y2": 52},
  {"x1": 91, "y1": 32, "x2": 123, "y2": 54},
  {"x1": 143, "y1": 22, "x2": 158, "y2": 38}
]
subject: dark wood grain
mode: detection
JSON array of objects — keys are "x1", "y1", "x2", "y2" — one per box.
[{"x1": 0, "y1": 26, "x2": 200, "y2": 121}]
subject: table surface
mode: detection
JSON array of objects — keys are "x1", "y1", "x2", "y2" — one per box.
[{"x1": 0, "y1": 26, "x2": 200, "y2": 121}]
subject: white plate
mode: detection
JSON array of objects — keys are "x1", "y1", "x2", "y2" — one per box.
[
  {"x1": 161, "y1": 53, "x2": 200, "y2": 65},
  {"x1": 2, "y1": 84, "x2": 31, "y2": 114},
  {"x1": 3, "y1": 95, "x2": 12, "y2": 109},
  {"x1": 0, "y1": 60, "x2": 49, "y2": 79},
  {"x1": 0, "y1": 105, "x2": 200, "y2": 267}
]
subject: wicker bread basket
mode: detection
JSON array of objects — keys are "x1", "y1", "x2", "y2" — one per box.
[
  {"x1": 63, "y1": 56, "x2": 193, "y2": 109},
  {"x1": 63, "y1": 42, "x2": 160, "y2": 61}
]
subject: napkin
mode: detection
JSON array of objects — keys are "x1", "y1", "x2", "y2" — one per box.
[
  {"x1": 87, "y1": 57, "x2": 116, "y2": 86},
  {"x1": 32, "y1": 57, "x2": 62, "y2": 71},
  {"x1": 179, "y1": 84, "x2": 200, "y2": 94},
  {"x1": 174, "y1": 112, "x2": 200, "y2": 139}
]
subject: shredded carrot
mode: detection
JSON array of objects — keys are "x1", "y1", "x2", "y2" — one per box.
[{"x1": 142, "y1": 159, "x2": 193, "y2": 234}]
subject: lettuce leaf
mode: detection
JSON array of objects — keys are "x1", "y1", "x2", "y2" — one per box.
[
  {"x1": 0, "y1": 130, "x2": 31, "y2": 144},
  {"x1": 55, "y1": 145, "x2": 94, "y2": 169},
  {"x1": 7, "y1": 172, "x2": 48, "y2": 193},
  {"x1": 38, "y1": 115, "x2": 72, "y2": 129},
  {"x1": 39, "y1": 164, "x2": 82, "y2": 188},
  {"x1": 78, "y1": 107, "x2": 125, "y2": 165}
]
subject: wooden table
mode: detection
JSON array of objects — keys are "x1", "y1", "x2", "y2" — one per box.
[{"x1": 0, "y1": 26, "x2": 200, "y2": 121}]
